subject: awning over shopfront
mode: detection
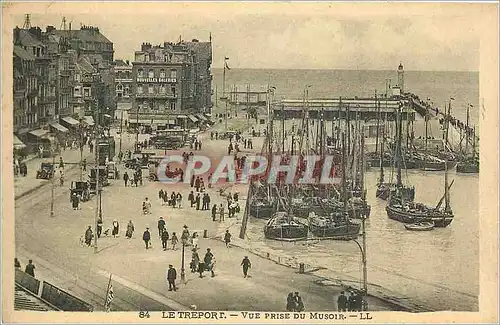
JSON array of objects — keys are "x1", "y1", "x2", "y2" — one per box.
[
  {"x1": 61, "y1": 116, "x2": 80, "y2": 126},
  {"x1": 13, "y1": 134, "x2": 26, "y2": 149},
  {"x1": 188, "y1": 115, "x2": 199, "y2": 123},
  {"x1": 49, "y1": 123, "x2": 69, "y2": 133},
  {"x1": 28, "y1": 129, "x2": 49, "y2": 138},
  {"x1": 117, "y1": 102, "x2": 133, "y2": 110},
  {"x1": 177, "y1": 115, "x2": 188, "y2": 119},
  {"x1": 104, "y1": 114, "x2": 112, "y2": 118},
  {"x1": 84, "y1": 116, "x2": 95, "y2": 126}
]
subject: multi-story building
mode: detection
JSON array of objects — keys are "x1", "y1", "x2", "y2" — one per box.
[
  {"x1": 113, "y1": 59, "x2": 133, "y2": 122},
  {"x1": 13, "y1": 45, "x2": 37, "y2": 134},
  {"x1": 130, "y1": 39, "x2": 212, "y2": 129},
  {"x1": 55, "y1": 25, "x2": 114, "y2": 64}
]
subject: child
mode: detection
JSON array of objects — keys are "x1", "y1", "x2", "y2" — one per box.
[{"x1": 171, "y1": 232, "x2": 179, "y2": 250}]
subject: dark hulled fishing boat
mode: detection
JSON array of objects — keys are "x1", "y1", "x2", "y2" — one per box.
[
  {"x1": 264, "y1": 212, "x2": 309, "y2": 241},
  {"x1": 456, "y1": 105, "x2": 479, "y2": 174},
  {"x1": 456, "y1": 158, "x2": 479, "y2": 173},
  {"x1": 386, "y1": 105, "x2": 454, "y2": 228}
]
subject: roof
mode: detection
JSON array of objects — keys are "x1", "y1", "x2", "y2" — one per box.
[
  {"x1": 15, "y1": 285, "x2": 59, "y2": 311},
  {"x1": 55, "y1": 27, "x2": 113, "y2": 45},
  {"x1": 114, "y1": 59, "x2": 130, "y2": 67},
  {"x1": 76, "y1": 56, "x2": 96, "y2": 74},
  {"x1": 13, "y1": 45, "x2": 35, "y2": 61},
  {"x1": 185, "y1": 41, "x2": 212, "y2": 61},
  {"x1": 17, "y1": 29, "x2": 44, "y2": 47}
]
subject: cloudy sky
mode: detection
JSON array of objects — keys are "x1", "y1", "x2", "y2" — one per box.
[{"x1": 7, "y1": 2, "x2": 488, "y2": 71}]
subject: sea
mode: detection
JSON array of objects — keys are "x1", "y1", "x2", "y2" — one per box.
[{"x1": 212, "y1": 68, "x2": 479, "y2": 311}]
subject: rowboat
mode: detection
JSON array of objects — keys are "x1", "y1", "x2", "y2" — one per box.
[{"x1": 404, "y1": 221, "x2": 435, "y2": 231}]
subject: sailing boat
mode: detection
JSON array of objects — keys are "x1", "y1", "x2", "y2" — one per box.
[
  {"x1": 456, "y1": 104, "x2": 479, "y2": 173},
  {"x1": 308, "y1": 133, "x2": 361, "y2": 240},
  {"x1": 376, "y1": 117, "x2": 415, "y2": 201},
  {"x1": 386, "y1": 106, "x2": 454, "y2": 228}
]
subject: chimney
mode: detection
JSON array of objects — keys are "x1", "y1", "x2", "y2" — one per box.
[
  {"x1": 126, "y1": 60, "x2": 130, "y2": 65},
  {"x1": 141, "y1": 42, "x2": 151, "y2": 52}
]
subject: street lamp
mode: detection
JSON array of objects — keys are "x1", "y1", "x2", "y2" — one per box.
[{"x1": 180, "y1": 240, "x2": 186, "y2": 283}]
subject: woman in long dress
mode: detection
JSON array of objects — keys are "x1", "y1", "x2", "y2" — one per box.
[
  {"x1": 126, "y1": 220, "x2": 134, "y2": 238},
  {"x1": 112, "y1": 220, "x2": 119, "y2": 238}
]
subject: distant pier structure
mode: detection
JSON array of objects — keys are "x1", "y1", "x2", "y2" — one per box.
[
  {"x1": 274, "y1": 97, "x2": 416, "y2": 121},
  {"x1": 228, "y1": 84, "x2": 268, "y2": 106}
]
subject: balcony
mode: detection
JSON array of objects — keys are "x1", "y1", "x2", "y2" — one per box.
[{"x1": 134, "y1": 92, "x2": 177, "y2": 99}]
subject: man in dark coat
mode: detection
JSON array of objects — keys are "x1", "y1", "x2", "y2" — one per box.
[
  {"x1": 347, "y1": 292, "x2": 356, "y2": 312},
  {"x1": 25, "y1": 259, "x2": 36, "y2": 277},
  {"x1": 167, "y1": 265, "x2": 177, "y2": 291},
  {"x1": 195, "y1": 177, "x2": 201, "y2": 192},
  {"x1": 159, "y1": 189, "x2": 164, "y2": 205},
  {"x1": 195, "y1": 193, "x2": 201, "y2": 210},
  {"x1": 190, "y1": 174, "x2": 195, "y2": 188},
  {"x1": 205, "y1": 194, "x2": 211, "y2": 210},
  {"x1": 224, "y1": 230, "x2": 232, "y2": 248},
  {"x1": 337, "y1": 291, "x2": 348, "y2": 312},
  {"x1": 143, "y1": 228, "x2": 151, "y2": 249},
  {"x1": 85, "y1": 226, "x2": 93, "y2": 246},
  {"x1": 158, "y1": 217, "x2": 166, "y2": 237},
  {"x1": 188, "y1": 191, "x2": 195, "y2": 207},
  {"x1": 204, "y1": 248, "x2": 214, "y2": 277},
  {"x1": 161, "y1": 228, "x2": 169, "y2": 251},
  {"x1": 97, "y1": 218, "x2": 103, "y2": 238},
  {"x1": 241, "y1": 256, "x2": 251, "y2": 278},
  {"x1": 123, "y1": 172, "x2": 129, "y2": 187},
  {"x1": 211, "y1": 204, "x2": 217, "y2": 221}
]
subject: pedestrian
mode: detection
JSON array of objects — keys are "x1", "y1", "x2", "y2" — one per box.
[
  {"x1": 176, "y1": 192, "x2": 182, "y2": 208},
  {"x1": 15, "y1": 258, "x2": 21, "y2": 270},
  {"x1": 123, "y1": 171, "x2": 129, "y2": 187},
  {"x1": 171, "y1": 232, "x2": 179, "y2": 250},
  {"x1": 82, "y1": 158, "x2": 87, "y2": 171},
  {"x1": 188, "y1": 191, "x2": 195, "y2": 208},
  {"x1": 211, "y1": 204, "x2": 217, "y2": 221},
  {"x1": 195, "y1": 177, "x2": 201, "y2": 192},
  {"x1": 112, "y1": 220, "x2": 119, "y2": 238},
  {"x1": 355, "y1": 291, "x2": 363, "y2": 311},
  {"x1": 59, "y1": 171, "x2": 64, "y2": 186},
  {"x1": 198, "y1": 141, "x2": 202, "y2": 150},
  {"x1": 144, "y1": 197, "x2": 152, "y2": 214},
  {"x1": 161, "y1": 227, "x2": 169, "y2": 250},
  {"x1": 181, "y1": 225, "x2": 190, "y2": 245},
  {"x1": 210, "y1": 258, "x2": 216, "y2": 277},
  {"x1": 191, "y1": 232, "x2": 199, "y2": 249},
  {"x1": 171, "y1": 192, "x2": 177, "y2": 208},
  {"x1": 59, "y1": 157, "x2": 65, "y2": 170},
  {"x1": 71, "y1": 193, "x2": 80, "y2": 210},
  {"x1": 167, "y1": 264, "x2": 177, "y2": 291},
  {"x1": 25, "y1": 259, "x2": 36, "y2": 277},
  {"x1": 204, "y1": 248, "x2": 215, "y2": 277},
  {"x1": 143, "y1": 227, "x2": 151, "y2": 249},
  {"x1": 348, "y1": 292, "x2": 356, "y2": 312},
  {"x1": 126, "y1": 220, "x2": 134, "y2": 239},
  {"x1": 191, "y1": 248, "x2": 200, "y2": 272},
  {"x1": 159, "y1": 189, "x2": 164, "y2": 205},
  {"x1": 97, "y1": 218, "x2": 103, "y2": 238},
  {"x1": 295, "y1": 292, "x2": 305, "y2": 312},
  {"x1": 218, "y1": 204, "x2": 225, "y2": 222},
  {"x1": 195, "y1": 193, "x2": 200, "y2": 210},
  {"x1": 85, "y1": 226, "x2": 93, "y2": 246},
  {"x1": 197, "y1": 259, "x2": 205, "y2": 278},
  {"x1": 241, "y1": 256, "x2": 251, "y2": 278},
  {"x1": 337, "y1": 291, "x2": 348, "y2": 312},
  {"x1": 158, "y1": 217, "x2": 166, "y2": 237},
  {"x1": 190, "y1": 174, "x2": 195, "y2": 188},
  {"x1": 224, "y1": 230, "x2": 232, "y2": 248},
  {"x1": 286, "y1": 293, "x2": 296, "y2": 311}
]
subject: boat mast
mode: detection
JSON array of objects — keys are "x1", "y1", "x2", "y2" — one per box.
[
  {"x1": 465, "y1": 104, "x2": 470, "y2": 158},
  {"x1": 342, "y1": 132, "x2": 348, "y2": 221},
  {"x1": 396, "y1": 104, "x2": 403, "y2": 188},
  {"x1": 378, "y1": 120, "x2": 385, "y2": 185},
  {"x1": 424, "y1": 110, "x2": 429, "y2": 169},
  {"x1": 375, "y1": 90, "x2": 380, "y2": 153}
]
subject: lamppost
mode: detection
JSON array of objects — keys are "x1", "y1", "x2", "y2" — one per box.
[
  {"x1": 180, "y1": 240, "x2": 186, "y2": 283},
  {"x1": 50, "y1": 135, "x2": 57, "y2": 218},
  {"x1": 94, "y1": 96, "x2": 100, "y2": 254}
]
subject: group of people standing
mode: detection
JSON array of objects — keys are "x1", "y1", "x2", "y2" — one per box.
[
  {"x1": 337, "y1": 290, "x2": 366, "y2": 312},
  {"x1": 159, "y1": 189, "x2": 182, "y2": 208},
  {"x1": 286, "y1": 292, "x2": 305, "y2": 312}
]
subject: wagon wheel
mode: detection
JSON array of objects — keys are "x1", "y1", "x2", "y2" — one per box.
[{"x1": 149, "y1": 172, "x2": 157, "y2": 181}]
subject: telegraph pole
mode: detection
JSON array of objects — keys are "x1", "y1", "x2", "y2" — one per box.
[
  {"x1": 50, "y1": 137, "x2": 56, "y2": 218},
  {"x1": 94, "y1": 96, "x2": 100, "y2": 254}
]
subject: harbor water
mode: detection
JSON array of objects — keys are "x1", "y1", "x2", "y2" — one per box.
[{"x1": 212, "y1": 68, "x2": 479, "y2": 310}]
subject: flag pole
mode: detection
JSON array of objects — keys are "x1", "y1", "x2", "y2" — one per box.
[{"x1": 104, "y1": 273, "x2": 112, "y2": 310}]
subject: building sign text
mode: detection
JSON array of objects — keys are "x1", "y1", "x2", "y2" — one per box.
[{"x1": 136, "y1": 78, "x2": 177, "y2": 83}]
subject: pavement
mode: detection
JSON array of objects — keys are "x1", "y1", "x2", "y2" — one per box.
[{"x1": 14, "y1": 114, "x2": 398, "y2": 312}]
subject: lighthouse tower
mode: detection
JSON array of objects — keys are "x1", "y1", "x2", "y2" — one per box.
[{"x1": 397, "y1": 62, "x2": 404, "y2": 93}]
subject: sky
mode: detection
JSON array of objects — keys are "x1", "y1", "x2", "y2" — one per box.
[{"x1": 7, "y1": 2, "x2": 488, "y2": 71}]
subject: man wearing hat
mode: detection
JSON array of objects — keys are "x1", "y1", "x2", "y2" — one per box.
[
  {"x1": 167, "y1": 264, "x2": 177, "y2": 291},
  {"x1": 143, "y1": 227, "x2": 151, "y2": 249}
]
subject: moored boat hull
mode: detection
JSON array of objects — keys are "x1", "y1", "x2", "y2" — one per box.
[
  {"x1": 386, "y1": 205, "x2": 453, "y2": 227},
  {"x1": 309, "y1": 222, "x2": 360, "y2": 240},
  {"x1": 456, "y1": 161, "x2": 479, "y2": 173}
]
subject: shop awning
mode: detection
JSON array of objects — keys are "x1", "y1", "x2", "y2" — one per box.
[
  {"x1": 188, "y1": 114, "x2": 199, "y2": 123},
  {"x1": 177, "y1": 115, "x2": 188, "y2": 119},
  {"x1": 84, "y1": 116, "x2": 95, "y2": 126},
  {"x1": 196, "y1": 114, "x2": 208, "y2": 121},
  {"x1": 13, "y1": 134, "x2": 26, "y2": 149},
  {"x1": 61, "y1": 116, "x2": 80, "y2": 126},
  {"x1": 117, "y1": 102, "x2": 133, "y2": 111},
  {"x1": 104, "y1": 114, "x2": 112, "y2": 118},
  {"x1": 136, "y1": 119, "x2": 151, "y2": 124},
  {"x1": 49, "y1": 123, "x2": 69, "y2": 133},
  {"x1": 28, "y1": 129, "x2": 49, "y2": 138}
]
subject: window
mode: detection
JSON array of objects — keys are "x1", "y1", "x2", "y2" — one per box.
[
  {"x1": 170, "y1": 69, "x2": 177, "y2": 78},
  {"x1": 171, "y1": 86, "x2": 176, "y2": 97},
  {"x1": 74, "y1": 86, "x2": 81, "y2": 97},
  {"x1": 169, "y1": 101, "x2": 176, "y2": 110},
  {"x1": 160, "y1": 69, "x2": 166, "y2": 78},
  {"x1": 148, "y1": 84, "x2": 154, "y2": 94},
  {"x1": 148, "y1": 69, "x2": 154, "y2": 78},
  {"x1": 74, "y1": 74, "x2": 81, "y2": 82},
  {"x1": 83, "y1": 87, "x2": 91, "y2": 97},
  {"x1": 160, "y1": 85, "x2": 166, "y2": 94},
  {"x1": 137, "y1": 84, "x2": 143, "y2": 94},
  {"x1": 125, "y1": 87, "x2": 130, "y2": 95},
  {"x1": 116, "y1": 84, "x2": 123, "y2": 91},
  {"x1": 137, "y1": 68, "x2": 144, "y2": 78}
]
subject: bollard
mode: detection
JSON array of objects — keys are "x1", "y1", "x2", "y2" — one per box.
[
  {"x1": 299, "y1": 263, "x2": 305, "y2": 274},
  {"x1": 203, "y1": 230, "x2": 208, "y2": 238}
]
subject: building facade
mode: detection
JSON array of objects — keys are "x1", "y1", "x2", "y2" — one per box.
[
  {"x1": 113, "y1": 59, "x2": 133, "y2": 122},
  {"x1": 130, "y1": 39, "x2": 212, "y2": 128}
]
